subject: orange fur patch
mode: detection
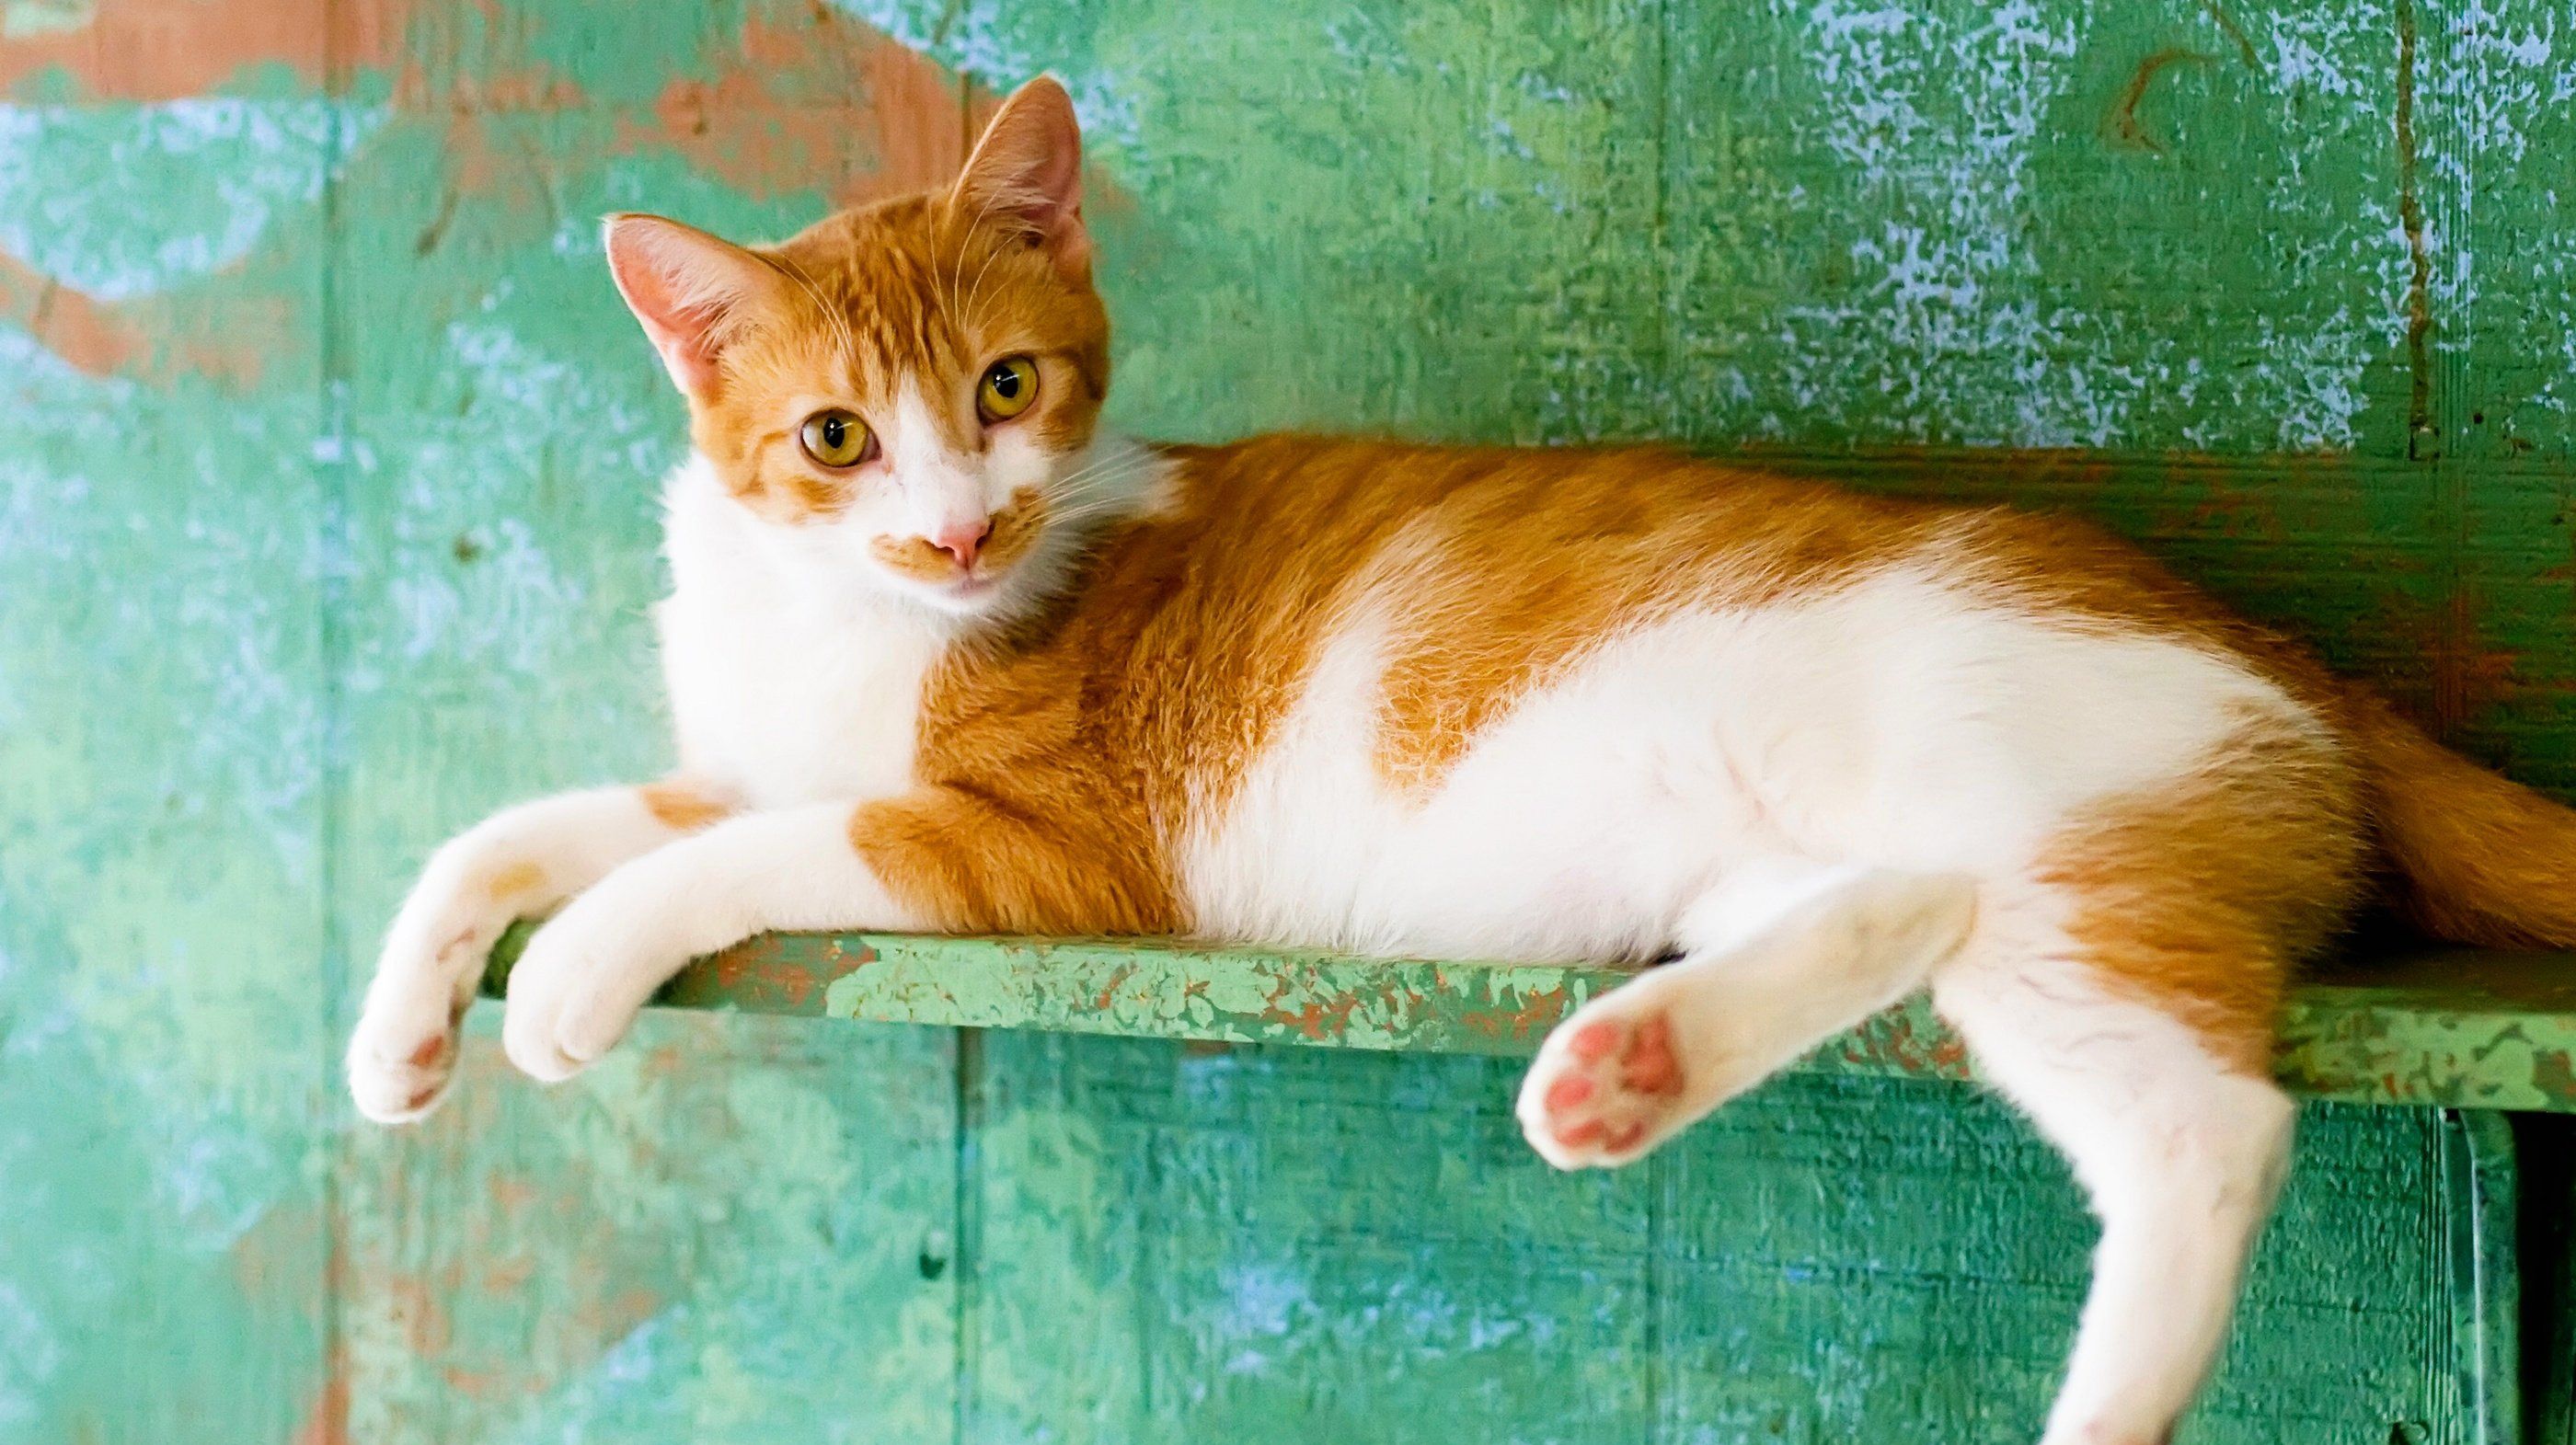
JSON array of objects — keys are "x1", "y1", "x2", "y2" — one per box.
[
  {"x1": 638, "y1": 781, "x2": 730, "y2": 832},
  {"x1": 2034, "y1": 710, "x2": 2366, "y2": 1073},
  {"x1": 484, "y1": 860, "x2": 547, "y2": 900},
  {"x1": 2346, "y1": 693, "x2": 2576, "y2": 947},
  {"x1": 868, "y1": 533, "x2": 960, "y2": 581},
  {"x1": 979, "y1": 486, "x2": 1048, "y2": 572}
]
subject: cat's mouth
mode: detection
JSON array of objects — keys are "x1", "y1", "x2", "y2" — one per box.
[
  {"x1": 876, "y1": 554, "x2": 1019, "y2": 615},
  {"x1": 865, "y1": 487, "x2": 1049, "y2": 607}
]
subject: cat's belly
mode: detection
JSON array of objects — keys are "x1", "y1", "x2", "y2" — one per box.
[
  {"x1": 1178, "y1": 608, "x2": 1777, "y2": 962},
  {"x1": 1177, "y1": 567, "x2": 2308, "y2": 961}
]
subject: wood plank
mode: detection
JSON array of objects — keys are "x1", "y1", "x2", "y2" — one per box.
[
  {"x1": 0, "y1": 72, "x2": 341, "y2": 1445},
  {"x1": 959, "y1": 1038, "x2": 2490, "y2": 1443},
  {"x1": 483, "y1": 928, "x2": 2576, "y2": 1114}
]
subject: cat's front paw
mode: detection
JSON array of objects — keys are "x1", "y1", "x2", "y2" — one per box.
[
  {"x1": 347, "y1": 981, "x2": 466, "y2": 1124},
  {"x1": 346, "y1": 913, "x2": 492, "y2": 1123},
  {"x1": 500, "y1": 894, "x2": 673, "y2": 1084}
]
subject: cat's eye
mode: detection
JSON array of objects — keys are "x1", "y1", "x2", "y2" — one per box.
[
  {"x1": 977, "y1": 356, "x2": 1039, "y2": 422},
  {"x1": 799, "y1": 409, "x2": 873, "y2": 468}
]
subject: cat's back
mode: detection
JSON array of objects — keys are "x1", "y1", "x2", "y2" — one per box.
[
  {"x1": 1135, "y1": 431, "x2": 1917, "y2": 597},
  {"x1": 1075, "y1": 432, "x2": 1940, "y2": 701},
  {"x1": 1117, "y1": 432, "x2": 2328, "y2": 707}
]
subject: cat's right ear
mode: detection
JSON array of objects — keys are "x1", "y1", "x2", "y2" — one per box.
[{"x1": 602, "y1": 212, "x2": 787, "y2": 400}]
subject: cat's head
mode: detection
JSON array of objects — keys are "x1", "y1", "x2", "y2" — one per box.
[{"x1": 604, "y1": 76, "x2": 1124, "y2": 620}]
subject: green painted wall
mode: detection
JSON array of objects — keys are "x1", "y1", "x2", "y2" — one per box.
[{"x1": 2, "y1": 0, "x2": 2571, "y2": 1439}]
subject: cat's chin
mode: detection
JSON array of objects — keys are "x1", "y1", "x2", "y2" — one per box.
[
  {"x1": 915, "y1": 574, "x2": 1006, "y2": 614},
  {"x1": 878, "y1": 565, "x2": 1037, "y2": 626}
]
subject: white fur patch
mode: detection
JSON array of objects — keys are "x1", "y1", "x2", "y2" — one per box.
[
  {"x1": 1179, "y1": 563, "x2": 2312, "y2": 960},
  {"x1": 658, "y1": 455, "x2": 948, "y2": 808}
]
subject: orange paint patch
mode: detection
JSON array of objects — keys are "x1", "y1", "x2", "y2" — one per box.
[
  {"x1": 385, "y1": 1270, "x2": 455, "y2": 1356},
  {"x1": 0, "y1": 252, "x2": 300, "y2": 389},
  {"x1": 0, "y1": 0, "x2": 599, "y2": 109},
  {"x1": 290, "y1": 1368, "x2": 351, "y2": 1445},
  {"x1": 638, "y1": 779, "x2": 730, "y2": 832},
  {"x1": 1459, "y1": 984, "x2": 1574, "y2": 1045},
  {"x1": 0, "y1": 251, "x2": 142, "y2": 377},
  {"x1": 1, "y1": 0, "x2": 341, "y2": 100},
  {"x1": 616, "y1": 7, "x2": 976, "y2": 206}
]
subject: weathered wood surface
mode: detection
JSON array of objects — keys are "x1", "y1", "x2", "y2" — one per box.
[
  {"x1": 6, "y1": 0, "x2": 2576, "y2": 1440},
  {"x1": 489, "y1": 928, "x2": 2576, "y2": 1114}
]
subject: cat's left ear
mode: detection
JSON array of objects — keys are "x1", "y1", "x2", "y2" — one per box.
[{"x1": 950, "y1": 75, "x2": 1090, "y2": 281}]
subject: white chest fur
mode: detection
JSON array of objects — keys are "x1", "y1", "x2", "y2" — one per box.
[{"x1": 653, "y1": 457, "x2": 946, "y2": 809}]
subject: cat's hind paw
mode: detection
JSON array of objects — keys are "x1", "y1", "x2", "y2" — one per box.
[{"x1": 1515, "y1": 992, "x2": 1694, "y2": 1169}]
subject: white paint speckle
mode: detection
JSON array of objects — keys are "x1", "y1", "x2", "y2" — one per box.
[{"x1": 0, "y1": 99, "x2": 381, "y2": 300}]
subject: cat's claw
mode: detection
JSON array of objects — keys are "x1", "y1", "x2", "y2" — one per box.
[{"x1": 1516, "y1": 992, "x2": 1696, "y2": 1169}]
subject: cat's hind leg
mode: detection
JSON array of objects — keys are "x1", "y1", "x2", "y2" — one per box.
[
  {"x1": 1935, "y1": 927, "x2": 2294, "y2": 1445},
  {"x1": 1939, "y1": 726, "x2": 2361, "y2": 1445},
  {"x1": 1517, "y1": 863, "x2": 1978, "y2": 1169}
]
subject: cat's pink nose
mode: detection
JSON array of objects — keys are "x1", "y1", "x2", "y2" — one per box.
[{"x1": 930, "y1": 521, "x2": 992, "y2": 568}]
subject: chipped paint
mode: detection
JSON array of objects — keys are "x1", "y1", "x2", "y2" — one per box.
[{"x1": 488, "y1": 928, "x2": 2576, "y2": 1115}]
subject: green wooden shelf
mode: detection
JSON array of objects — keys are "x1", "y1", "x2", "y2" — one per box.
[{"x1": 483, "y1": 928, "x2": 2576, "y2": 1115}]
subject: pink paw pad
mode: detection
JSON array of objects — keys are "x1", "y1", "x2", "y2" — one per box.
[{"x1": 1533, "y1": 1011, "x2": 1688, "y2": 1164}]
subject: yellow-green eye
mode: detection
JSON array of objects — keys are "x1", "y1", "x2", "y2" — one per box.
[
  {"x1": 798, "y1": 409, "x2": 872, "y2": 468},
  {"x1": 977, "y1": 356, "x2": 1039, "y2": 421}
]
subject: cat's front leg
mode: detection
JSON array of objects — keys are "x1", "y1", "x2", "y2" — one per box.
[
  {"x1": 501, "y1": 801, "x2": 930, "y2": 1082},
  {"x1": 348, "y1": 779, "x2": 736, "y2": 1122}
]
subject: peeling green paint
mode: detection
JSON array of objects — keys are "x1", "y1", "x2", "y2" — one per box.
[{"x1": 487, "y1": 928, "x2": 2576, "y2": 1115}]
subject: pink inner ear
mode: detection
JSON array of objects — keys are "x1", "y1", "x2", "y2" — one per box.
[
  {"x1": 603, "y1": 215, "x2": 772, "y2": 398},
  {"x1": 613, "y1": 261, "x2": 717, "y2": 386}
]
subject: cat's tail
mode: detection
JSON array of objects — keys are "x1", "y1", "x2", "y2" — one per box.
[{"x1": 2347, "y1": 688, "x2": 2576, "y2": 947}]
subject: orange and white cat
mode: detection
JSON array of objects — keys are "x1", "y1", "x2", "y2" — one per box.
[{"x1": 349, "y1": 76, "x2": 2576, "y2": 1445}]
